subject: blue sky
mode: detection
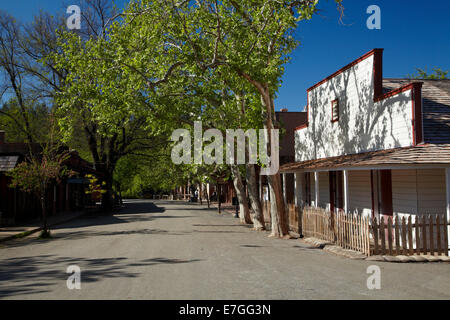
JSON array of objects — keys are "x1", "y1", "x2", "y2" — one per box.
[{"x1": 1, "y1": 0, "x2": 449, "y2": 111}]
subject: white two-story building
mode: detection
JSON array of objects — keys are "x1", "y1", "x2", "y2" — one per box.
[{"x1": 280, "y1": 49, "x2": 450, "y2": 234}]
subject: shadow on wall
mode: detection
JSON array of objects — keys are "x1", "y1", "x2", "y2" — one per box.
[{"x1": 296, "y1": 65, "x2": 412, "y2": 161}]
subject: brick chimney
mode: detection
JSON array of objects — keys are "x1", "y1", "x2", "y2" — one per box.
[
  {"x1": 280, "y1": 108, "x2": 288, "y2": 112},
  {"x1": 0, "y1": 130, "x2": 5, "y2": 144}
]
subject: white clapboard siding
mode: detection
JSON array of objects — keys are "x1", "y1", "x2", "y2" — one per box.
[
  {"x1": 392, "y1": 169, "x2": 418, "y2": 216},
  {"x1": 392, "y1": 169, "x2": 446, "y2": 216},
  {"x1": 318, "y1": 171, "x2": 330, "y2": 209},
  {"x1": 348, "y1": 170, "x2": 372, "y2": 217},
  {"x1": 295, "y1": 52, "x2": 414, "y2": 162},
  {"x1": 417, "y1": 168, "x2": 446, "y2": 214}
]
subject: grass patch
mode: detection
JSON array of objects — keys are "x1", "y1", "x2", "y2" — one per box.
[
  {"x1": 13, "y1": 230, "x2": 36, "y2": 239},
  {"x1": 38, "y1": 230, "x2": 52, "y2": 239}
]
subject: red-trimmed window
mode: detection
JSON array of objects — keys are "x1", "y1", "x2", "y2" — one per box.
[{"x1": 331, "y1": 99, "x2": 339, "y2": 122}]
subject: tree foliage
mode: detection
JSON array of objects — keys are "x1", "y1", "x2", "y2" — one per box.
[{"x1": 409, "y1": 67, "x2": 449, "y2": 79}]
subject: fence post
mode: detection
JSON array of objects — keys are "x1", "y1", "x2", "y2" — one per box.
[
  {"x1": 373, "y1": 217, "x2": 379, "y2": 255},
  {"x1": 408, "y1": 215, "x2": 414, "y2": 255},
  {"x1": 429, "y1": 214, "x2": 434, "y2": 256},
  {"x1": 422, "y1": 215, "x2": 428, "y2": 255},
  {"x1": 415, "y1": 216, "x2": 421, "y2": 255},
  {"x1": 395, "y1": 216, "x2": 400, "y2": 255},
  {"x1": 436, "y1": 215, "x2": 441, "y2": 256},
  {"x1": 445, "y1": 214, "x2": 449, "y2": 257},
  {"x1": 387, "y1": 217, "x2": 393, "y2": 255},
  {"x1": 401, "y1": 216, "x2": 407, "y2": 255},
  {"x1": 380, "y1": 218, "x2": 386, "y2": 255}
]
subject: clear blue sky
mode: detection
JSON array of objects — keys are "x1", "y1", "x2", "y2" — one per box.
[{"x1": 2, "y1": 0, "x2": 449, "y2": 112}]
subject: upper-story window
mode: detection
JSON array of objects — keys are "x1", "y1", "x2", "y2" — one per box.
[{"x1": 331, "y1": 99, "x2": 339, "y2": 122}]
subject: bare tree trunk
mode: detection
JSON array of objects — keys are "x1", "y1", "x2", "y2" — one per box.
[
  {"x1": 268, "y1": 174, "x2": 289, "y2": 237},
  {"x1": 231, "y1": 165, "x2": 252, "y2": 224},
  {"x1": 246, "y1": 164, "x2": 265, "y2": 230},
  {"x1": 217, "y1": 184, "x2": 221, "y2": 214},
  {"x1": 40, "y1": 191, "x2": 48, "y2": 234},
  {"x1": 101, "y1": 174, "x2": 114, "y2": 212},
  {"x1": 236, "y1": 71, "x2": 290, "y2": 237},
  {"x1": 205, "y1": 187, "x2": 210, "y2": 208},
  {"x1": 261, "y1": 90, "x2": 289, "y2": 238}
]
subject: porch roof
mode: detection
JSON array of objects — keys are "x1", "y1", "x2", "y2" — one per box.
[
  {"x1": 280, "y1": 144, "x2": 450, "y2": 172},
  {"x1": 0, "y1": 155, "x2": 19, "y2": 172}
]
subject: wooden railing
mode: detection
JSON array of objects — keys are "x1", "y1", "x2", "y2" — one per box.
[{"x1": 371, "y1": 214, "x2": 449, "y2": 256}]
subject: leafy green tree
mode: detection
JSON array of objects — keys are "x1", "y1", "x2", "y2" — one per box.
[
  {"x1": 409, "y1": 67, "x2": 449, "y2": 79},
  {"x1": 0, "y1": 100, "x2": 51, "y2": 142},
  {"x1": 66, "y1": 0, "x2": 343, "y2": 235},
  {"x1": 176, "y1": 0, "x2": 343, "y2": 237},
  {"x1": 7, "y1": 120, "x2": 74, "y2": 236}
]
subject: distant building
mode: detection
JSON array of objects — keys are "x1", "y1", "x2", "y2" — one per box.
[{"x1": 0, "y1": 131, "x2": 99, "y2": 226}]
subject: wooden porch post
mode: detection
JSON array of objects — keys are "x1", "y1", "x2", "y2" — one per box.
[
  {"x1": 282, "y1": 173, "x2": 287, "y2": 205},
  {"x1": 314, "y1": 171, "x2": 319, "y2": 208},
  {"x1": 295, "y1": 172, "x2": 302, "y2": 206},
  {"x1": 295, "y1": 172, "x2": 303, "y2": 236},
  {"x1": 343, "y1": 170, "x2": 349, "y2": 213},
  {"x1": 446, "y1": 168, "x2": 450, "y2": 256}
]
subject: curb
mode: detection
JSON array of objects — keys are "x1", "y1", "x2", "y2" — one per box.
[
  {"x1": 0, "y1": 211, "x2": 86, "y2": 244},
  {"x1": 302, "y1": 237, "x2": 450, "y2": 263}
]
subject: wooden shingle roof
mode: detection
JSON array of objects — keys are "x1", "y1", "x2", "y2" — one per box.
[
  {"x1": 280, "y1": 144, "x2": 450, "y2": 172},
  {"x1": 383, "y1": 78, "x2": 450, "y2": 144}
]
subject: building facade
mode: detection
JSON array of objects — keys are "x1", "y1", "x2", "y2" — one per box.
[{"x1": 280, "y1": 49, "x2": 450, "y2": 235}]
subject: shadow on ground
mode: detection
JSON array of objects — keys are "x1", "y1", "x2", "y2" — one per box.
[{"x1": 0, "y1": 254, "x2": 202, "y2": 298}]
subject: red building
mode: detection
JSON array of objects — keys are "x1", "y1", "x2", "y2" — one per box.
[{"x1": 0, "y1": 131, "x2": 98, "y2": 226}]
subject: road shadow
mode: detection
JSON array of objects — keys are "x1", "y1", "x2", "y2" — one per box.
[
  {"x1": 0, "y1": 254, "x2": 202, "y2": 298},
  {"x1": 0, "y1": 201, "x2": 195, "y2": 249},
  {"x1": 51, "y1": 228, "x2": 192, "y2": 241}
]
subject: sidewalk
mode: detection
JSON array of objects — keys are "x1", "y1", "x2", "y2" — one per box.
[{"x1": 0, "y1": 210, "x2": 86, "y2": 243}]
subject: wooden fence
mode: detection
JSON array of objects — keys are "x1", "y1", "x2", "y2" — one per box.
[
  {"x1": 371, "y1": 214, "x2": 449, "y2": 256},
  {"x1": 302, "y1": 207, "x2": 371, "y2": 255},
  {"x1": 287, "y1": 203, "x2": 299, "y2": 233},
  {"x1": 301, "y1": 207, "x2": 449, "y2": 256},
  {"x1": 302, "y1": 206, "x2": 335, "y2": 242},
  {"x1": 262, "y1": 202, "x2": 449, "y2": 257},
  {"x1": 335, "y1": 211, "x2": 371, "y2": 256},
  {"x1": 262, "y1": 201, "x2": 299, "y2": 232}
]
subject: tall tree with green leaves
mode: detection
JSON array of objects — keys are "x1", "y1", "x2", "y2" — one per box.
[
  {"x1": 176, "y1": 0, "x2": 343, "y2": 237},
  {"x1": 70, "y1": 0, "x2": 343, "y2": 234}
]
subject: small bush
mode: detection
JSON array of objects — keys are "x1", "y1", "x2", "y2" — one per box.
[{"x1": 39, "y1": 230, "x2": 52, "y2": 239}]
